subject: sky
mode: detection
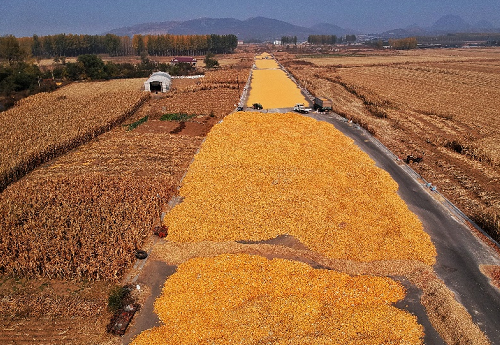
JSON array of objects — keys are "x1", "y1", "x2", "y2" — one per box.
[{"x1": 1, "y1": 0, "x2": 499, "y2": 37}]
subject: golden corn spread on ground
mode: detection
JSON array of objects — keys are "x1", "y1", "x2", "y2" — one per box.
[
  {"x1": 247, "y1": 54, "x2": 309, "y2": 109},
  {"x1": 165, "y1": 112, "x2": 436, "y2": 265},
  {"x1": 131, "y1": 254, "x2": 423, "y2": 345}
]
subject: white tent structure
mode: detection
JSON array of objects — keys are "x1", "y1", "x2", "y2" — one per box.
[{"x1": 144, "y1": 72, "x2": 172, "y2": 93}]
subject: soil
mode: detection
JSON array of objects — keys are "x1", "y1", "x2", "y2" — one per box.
[
  {"x1": 0, "y1": 277, "x2": 117, "y2": 345},
  {"x1": 133, "y1": 116, "x2": 220, "y2": 136}
]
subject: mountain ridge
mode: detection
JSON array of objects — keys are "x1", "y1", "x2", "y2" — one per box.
[{"x1": 105, "y1": 15, "x2": 500, "y2": 41}]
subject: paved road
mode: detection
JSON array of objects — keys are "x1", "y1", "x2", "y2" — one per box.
[{"x1": 308, "y1": 112, "x2": 500, "y2": 344}]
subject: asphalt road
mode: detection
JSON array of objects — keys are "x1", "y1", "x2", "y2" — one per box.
[{"x1": 308, "y1": 112, "x2": 500, "y2": 344}]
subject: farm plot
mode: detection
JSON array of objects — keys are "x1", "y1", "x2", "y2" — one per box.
[
  {"x1": 132, "y1": 254, "x2": 424, "y2": 345},
  {"x1": 0, "y1": 131, "x2": 202, "y2": 281},
  {"x1": 0, "y1": 128, "x2": 203, "y2": 344},
  {"x1": 0, "y1": 79, "x2": 149, "y2": 192},
  {"x1": 135, "y1": 68, "x2": 251, "y2": 120},
  {"x1": 283, "y1": 48, "x2": 500, "y2": 242},
  {"x1": 164, "y1": 111, "x2": 436, "y2": 265},
  {"x1": 246, "y1": 54, "x2": 309, "y2": 109}
]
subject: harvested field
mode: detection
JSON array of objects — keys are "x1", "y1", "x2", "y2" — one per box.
[
  {"x1": 0, "y1": 79, "x2": 149, "y2": 192},
  {"x1": 0, "y1": 131, "x2": 202, "y2": 281},
  {"x1": 246, "y1": 54, "x2": 309, "y2": 109},
  {"x1": 132, "y1": 254, "x2": 424, "y2": 345},
  {"x1": 283, "y1": 48, "x2": 500, "y2": 242},
  {"x1": 0, "y1": 277, "x2": 117, "y2": 345},
  {"x1": 164, "y1": 111, "x2": 436, "y2": 265},
  {"x1": 136, "y1": 68, "x2": 251, "y2": 120}
]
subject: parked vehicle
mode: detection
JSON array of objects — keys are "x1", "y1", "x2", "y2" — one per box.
[
  {"x1": 293, "y1": 103, "x2": 312, "y2": 114},
  {"x1": 313, "y1": 97, "x2": 333, "y2": 112}
]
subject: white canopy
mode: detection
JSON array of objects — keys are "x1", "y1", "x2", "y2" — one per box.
[{"x1": 144, "y1": 72, "x2": 172, "y2": 93}]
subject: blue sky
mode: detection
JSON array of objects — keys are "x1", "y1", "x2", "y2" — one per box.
[{"x1": 1, "y1": 0, "x2": 499, "y2": 36}]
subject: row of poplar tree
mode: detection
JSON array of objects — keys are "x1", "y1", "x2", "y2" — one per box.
[{"x1": 21, "y1": 33, "x2": 238, "y2": 58}]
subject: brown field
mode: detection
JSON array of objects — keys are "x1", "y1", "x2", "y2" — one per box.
[
  {"x1": 282, "y1": 48, "x2": 500, "y2": 242},
  {"x1": 0, "y1": 79, "x2": 149, "y2": 192},
  {"x1": 0, "y1": 56, "x2": 252, "y2": 344}
]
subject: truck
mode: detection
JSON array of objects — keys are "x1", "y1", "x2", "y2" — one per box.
[
  {"x1": 313, "y1": 97, "x2": 333, "y2": 112},
  {"x1": 293, "y1": 103, "x2": 312, "y2": 114}
]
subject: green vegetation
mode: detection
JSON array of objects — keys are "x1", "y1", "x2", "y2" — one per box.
[
  {"x1": 160, "y1": 113, "x2": 195, "y2": 121},
  {"x1": 281, "y1": 36, "x2": 298, "y2": 45},
  {"x1": 108, "y1": 285, "x2": 130, "y2": 312},
  {"x1": 308, "y1": 35, "x2": 337, "y2": 45},
  {"x1": 203, "y1": 53, "x2": 219, "y2": 69},
  {"x1": 126, "y1": 116, "x2": 149, "y2": 131},
  {"x1": 26, "y1": 33, "x2": 238, "y2": 59}
]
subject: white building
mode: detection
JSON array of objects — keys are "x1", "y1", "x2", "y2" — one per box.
[{"x1": 144, "y1": 72, "x2": 172, "y2": 93}]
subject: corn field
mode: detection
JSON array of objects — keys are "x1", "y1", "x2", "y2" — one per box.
[
  {"x1": 164, "y1": 111, "x2": 436, "y2": 265},
  {"x1": 0, "y1": 79, "x2": 149, "y2": 192},
  {"x1": 0, "y1": 131, "x2": 202, "y2": 281},
  {"x1": 131, "y1": 254, "x2": 424, "y2": 345}
]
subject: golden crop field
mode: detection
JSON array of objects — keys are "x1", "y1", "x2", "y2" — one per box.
[
  {"x1": 284, "y1": 48, "x2": 500, "y2": 242},
  {"x1": 164, "y1": 111, "x2": 436, "y2": 265},
  {"x1": 132, "y1": 254, "x2": 423, "y2": 345},
  {"x1": 0, "y1": 79, "x2": 149, "y2": 191},
  {"x1": 246, "y1": 54, "x2": 309, "y2": 109}
]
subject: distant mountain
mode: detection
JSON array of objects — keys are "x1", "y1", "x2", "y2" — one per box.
[
  {"x1": 107, "y1": 21, "x2": 180, "y2": 36},
  {"x1": 107, "y1": 15, "x2": 499, "y2": 41},
  {"x1": 106, "y1": 17, "x2": 353, "y2": 41},
  {"x1": 380, "y1": 15, "x2": 500, "y2": 38},
  {"x1": 309, "y1": 23, "x2": 353, "y2": 36},
  {"x1": 431, "y1": 15, "x2": 471, "y2": 33}
]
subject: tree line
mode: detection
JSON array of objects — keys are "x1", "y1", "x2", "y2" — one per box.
[
  {"x1": 389, "y1": 37, "x2": 418, "y2": 50},
  {"x1": 10, "y1": 33, "x2": 238, "y2": 59},
  {"x1": 1, "y1": 33, "x2": 227, "y2": 111},
  {"x1": 307, "y1": 35, "x2": 357, "y2": 45}
]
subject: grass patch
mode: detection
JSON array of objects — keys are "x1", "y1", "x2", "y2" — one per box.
[
  {"x1": 108, "y1": 285, "x2": 130, "y2": 313},
  {"x1": 126, "y1": 116, "x2": 148, "y2": 131},
  {"x1": 160, "y1": 113, "x2": 195, "y2": 121}
]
